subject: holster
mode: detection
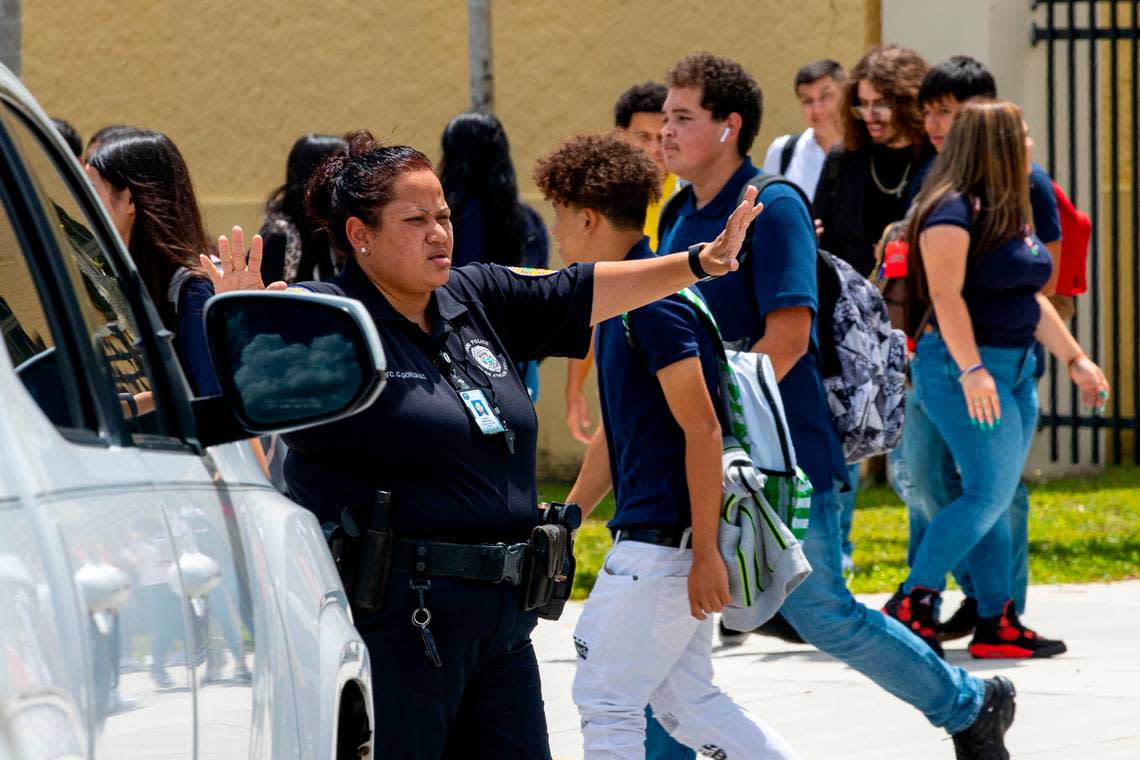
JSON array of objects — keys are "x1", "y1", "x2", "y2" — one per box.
[
  {"x1": 527, "y1": 502, "x2": 582, "y2": 620},
  {"x1": 522, "y1": 524, "x2": 565, "y2": 613},
  {"x1": 324, "y1": 491, "x2": 393, "y2": 615}
]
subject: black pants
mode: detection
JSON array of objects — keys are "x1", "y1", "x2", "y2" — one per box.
[{"x1": 356, "y1": 572, "x2": 551, "y2": 759}]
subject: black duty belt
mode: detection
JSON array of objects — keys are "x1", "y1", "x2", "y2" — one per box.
[
  {"x1": 391, "y1": 538, "x2": 528, "y2": 585},
  {"x1": 611, "y1": 527, "x2": 690, "y2": 548}
]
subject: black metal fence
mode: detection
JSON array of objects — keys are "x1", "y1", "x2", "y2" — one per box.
[{"x1": 1032, "y1": 0, "x2": 1140, "y2": 465}]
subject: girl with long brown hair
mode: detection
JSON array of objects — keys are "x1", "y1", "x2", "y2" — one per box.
[
  {"x1": 85, "y1": 129, "x2": 220, "y2": 396},
  {"x1": 884, "y1": 100, "x2": 1108, "y2": 659}
]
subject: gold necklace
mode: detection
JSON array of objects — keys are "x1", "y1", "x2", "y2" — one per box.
[{"x1": 870, "y1": 155, "x2": 912, "y2": 198}]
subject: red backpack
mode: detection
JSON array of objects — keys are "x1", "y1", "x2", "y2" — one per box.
[{"x1": 1052, "y1": 181, "x2": 1091, "y2": 296}]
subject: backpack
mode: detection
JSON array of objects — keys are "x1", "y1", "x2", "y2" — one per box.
[
  {"x1": 1052, "y1": 181, "x2": 1091, "y2": 297},
  {"x1": 658, "y1": 172, "x2": 908, "y2": 464},
  {"x1": 778, "y1": 132, "x2": 801, "y2": 175}
]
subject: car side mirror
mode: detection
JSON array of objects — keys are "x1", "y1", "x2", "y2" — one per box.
[{"x1": 194, "y1": 291, "x2": 386, "y2": 446}]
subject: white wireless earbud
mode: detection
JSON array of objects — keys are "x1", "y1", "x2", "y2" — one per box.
[{"x1": 719, "y1": 126, "x2": 731, "y2": 143}]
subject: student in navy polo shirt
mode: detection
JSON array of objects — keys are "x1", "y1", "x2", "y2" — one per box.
[
  {"x1": 657, "y1": 52, "x2": 1017, "y2": 760},
  {"x1": 884, "y1": 100, "x2": 1109, "y2": 660},
  {"x1": 535, "y1": 133, "x2": 795, "y2": 760},
  {"x1": 898, "y1": 56, "x2": 1066, "y2": 645},
  {"x1": 205, "y1": 130, "x2": 759, "y2": 759}
]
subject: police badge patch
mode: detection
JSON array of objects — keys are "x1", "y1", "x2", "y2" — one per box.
[{"x1": 465, "y1": 339, "x2": 508, "y2": 378}]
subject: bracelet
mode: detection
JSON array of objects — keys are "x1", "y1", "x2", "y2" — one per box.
[
  {"x1": 1067, "y1": 352, "x2": 1087, "y2": 368},
  {"x1": 688, "y1": 243, "x2": 714, "y2": 281},
  {"x1": 957, "y1": 362, "x2": 985, "y2": 382}
]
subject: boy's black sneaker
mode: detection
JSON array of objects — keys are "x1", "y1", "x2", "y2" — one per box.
[
  {"x1": 940, "y1": 597, "x2": 978, "y2": 641},
  {"x1": 968, "y1": 601, "x2": 1067, "y2": 659},
  {"x1": 882, "y1": 584, "x2": 943, "y2": 657},
  {"x1": 952, "y1": 675, "x2": 1016, "y2": 760}
]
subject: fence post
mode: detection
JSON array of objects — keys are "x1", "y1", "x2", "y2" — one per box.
[
  {"x1": 468, "y1": 0, "x2": 493, "y2": 114},
  {"x1": 0, "y1": 0, "x2": 20, "y2": 78}
]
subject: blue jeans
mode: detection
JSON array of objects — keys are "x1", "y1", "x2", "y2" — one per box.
[
  {"x1": 905, "y1": 335, "x2": 1038, "y2": 618},
  {"x1": 782, "y1": 485, "x2": 983, "y2": 733},
  {"x1": 892, "y1": 390, "x2": 1032, "y2": 614},
  {"x1": 645, "y1": 705, "x2": 695, "y2": 759},
  {"x1": 837, "y1": 462, "x2": 860, "y2": 558}
]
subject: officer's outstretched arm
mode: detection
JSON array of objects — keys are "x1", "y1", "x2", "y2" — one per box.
[
  {"x1": 590, "y1": 187, "x2": 761, "y2": 325},
  {"x1": 567, "y1": 422, "x2": 611, "y2": 519}
]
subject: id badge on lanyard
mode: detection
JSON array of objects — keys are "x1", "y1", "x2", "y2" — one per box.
[
  {"x1": 460, "y1": 389, "x2": 505, "y2": 434},
  {"x1": 436, "y1": 347, "x2": 516, "y2": 454}
]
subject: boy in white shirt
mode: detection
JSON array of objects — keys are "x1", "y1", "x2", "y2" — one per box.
[{"x1": 762, "y1": 59, "x2": 845, "y2": 200}]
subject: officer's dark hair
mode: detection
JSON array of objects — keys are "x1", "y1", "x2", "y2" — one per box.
[
  {"x1": 305, "y1": 130, "x2": 434, "y2": 259},
  {"x1": 533, "y1": 133, "x2": 661, "y2": 231},
  {"x1": 613, "y1": 82, "x2": 667, "y2": 128},
  {"x1": 439, "y1": 112, "x2": 530, "y2": 266},
  {"x1": 87, "y1": 129, "x2": 210, "y2": 331},
  {"x1": 51, "y1": 118, "x2": 82, "y2": 158},
  {"x1": 919, "y1": 55, "x2": 998, "y2": 106},
  {"x1": 265, "y1": 133, "x2": 348, "y2": 278},
  {"x1": 794, "y1": 60, "x2": 846, "y2": 90},
  {"x1": 666, "y1": 52, "x2": 763, "y2": 156}
]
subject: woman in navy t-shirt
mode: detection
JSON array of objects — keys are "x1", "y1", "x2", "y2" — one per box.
[{"x1": 883, "y1": 100, "x2": 1109, "y2": 659}]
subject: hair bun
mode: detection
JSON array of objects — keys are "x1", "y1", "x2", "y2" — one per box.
[{"x1": 346, "y1": 129, "x2": 381, "y2": 156}]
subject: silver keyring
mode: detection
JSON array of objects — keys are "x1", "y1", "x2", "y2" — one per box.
[{"x1": 411, "y1": 607, "x2": 432, "y2": 627}]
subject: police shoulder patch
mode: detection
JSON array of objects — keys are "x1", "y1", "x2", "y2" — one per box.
[{"x1": 506, "y1": 266, "x2": 557, "y2": 277}]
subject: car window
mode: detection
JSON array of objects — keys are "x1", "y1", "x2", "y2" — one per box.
[
  {"x1": 0, "y1": 188, "x2": 89, "y2": 432},
  {"x1": 0, "y1": 104, "x2": 174, "y2": 443}
]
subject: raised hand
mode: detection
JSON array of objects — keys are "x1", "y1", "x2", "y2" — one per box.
[
  {"x1": 698, "y1": 185, "x2": 763, "y2": 277},
  {"x1": 200, "y1": 226, "x2": 287, "y2": 293}
]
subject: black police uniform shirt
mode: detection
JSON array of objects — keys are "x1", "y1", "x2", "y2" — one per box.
[
  {"x1": 282, "y1": 256, "x2": 594, "y2": 544},
  {"x1": 920, "y1": 192, "x2": 1053, "y2": 347},
  {"x1": 595, "y1": 238, "x2": 723, "y2": 531}
]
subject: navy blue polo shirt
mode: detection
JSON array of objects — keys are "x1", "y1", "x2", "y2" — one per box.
[
  {"x1": 659, "y1": 158, "x2": 848, "y2": 494},
  {"x1": 282, "y1": 257, "x2": 594, "y2": 543},
  {"x1": 909, "y1": 159, "x2": 1062, "y2": 244},
  {"x1": 921, "y1": 193, "x2": 1052, "y2": 347},
  {"x1": 596, "y1": 238, "x2": 723, "y2": 530}
]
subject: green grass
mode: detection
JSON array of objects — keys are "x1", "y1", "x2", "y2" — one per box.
[{"x1": 543, "y1": 466, "x2": 1140, "y2": 600}]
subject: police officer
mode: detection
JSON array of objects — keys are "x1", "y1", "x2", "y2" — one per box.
[{"x1": 204, "y1": 130, "x2": 760, "y2": 758}]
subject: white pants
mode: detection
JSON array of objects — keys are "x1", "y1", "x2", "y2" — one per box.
[{"x1": 572, "y1": 540, "x2": 800, "y2": 760}]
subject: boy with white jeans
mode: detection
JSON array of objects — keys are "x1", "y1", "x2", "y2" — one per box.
[{"x1": 534, "y1": 133, "x2": 798, "y2": 760}]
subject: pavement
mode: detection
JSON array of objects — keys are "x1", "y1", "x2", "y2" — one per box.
[{"x1": 534, "y1": 580, "x2": 1140, "y2": 759}]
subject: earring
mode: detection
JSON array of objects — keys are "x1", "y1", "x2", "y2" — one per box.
[{"x1": 359, "y1": 246, "x2": 368, "y2": 255}]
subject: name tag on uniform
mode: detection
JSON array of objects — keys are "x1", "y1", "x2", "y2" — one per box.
[{"x1": 460, "y1": 390, "x2": 505, "y2": 435}]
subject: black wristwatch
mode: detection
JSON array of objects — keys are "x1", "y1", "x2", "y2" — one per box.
[{"x1": 688, "y1": 243, "x2": 716, "y2": 282}]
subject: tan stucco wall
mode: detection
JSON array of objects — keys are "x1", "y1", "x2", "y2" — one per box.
[{"x1": 20, "y1": 0, "x2": 879, "y2": 478}]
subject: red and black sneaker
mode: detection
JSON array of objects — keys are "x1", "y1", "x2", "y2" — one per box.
[
  {"x1": 968, "y1": 601, "x2": 1067, "y2": 659},
  {"x1": 883, "y1": 584, "x2": 944, "y2": 657},
  {"x1": 940, "y1": 596, "x2": 978, "y2": 641}
]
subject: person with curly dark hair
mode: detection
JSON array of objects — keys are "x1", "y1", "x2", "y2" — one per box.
[
  {"x1": 656, "y1": 51, "x2": 1017, "y2": 760},
  {"x1": 564, "y1": 82, "x2": 680, "y2": 445},
  {"x1": 810, "y1": 44, "x2": 935, "y2": 578},
  {"x1": 536, "y1": 132, "x2": 798, "y2": 760},
  {"x1": 814, "y1": 45, "x2": 934, "y2": 277}
]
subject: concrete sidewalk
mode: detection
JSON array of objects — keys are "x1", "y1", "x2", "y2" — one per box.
[{"x1": 534, "y1": 580, "x2": 1140, "y2": 759}]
